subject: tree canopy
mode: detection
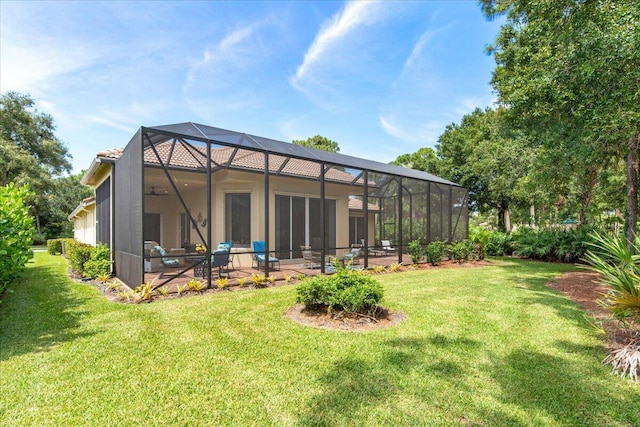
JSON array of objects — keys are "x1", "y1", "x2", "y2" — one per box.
[
  {"x1": 481, "y1": 0, "x2": 640, "y2": 243},
  {"x1": 292, "y1": 135, "x2": 340, "y2": 153},
  {"x1": 0, "y1": 91, "x2": 75, "y2": 239}
]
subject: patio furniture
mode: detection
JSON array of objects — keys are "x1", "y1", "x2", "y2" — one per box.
[
  {"x1": 211, "y1": 249, "x2": 230, "y2": 279},
  {"x1": 153, "y1": 245, "x2": 182, "y2": 277},
  {"x1": 381, "y1": 240, "x2": 396, "y2": 253},
  {"x1": 343, "y1": 245, "x2": 362, "y2": 265},
  {"x1": 301, "y1": 245, "x2": 322, "y2": 269},
  {"x1": 361, "y1": 239, "x2": 384, "y2": 256},
  {"x1": 218, "y1": 241, "x2": 236, "y2": 270},
  {"x1": 252, "y1": 240, "x2": 280, "y2": 270}
]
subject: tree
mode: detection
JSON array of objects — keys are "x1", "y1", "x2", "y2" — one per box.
[
  {"x1": 390, "y1": 147, "x2": 439, "y2": 174},
  {"x1": 292, "y1": 135, "x2": 340, "y2": 153},
  {"x1": 481, "y1": 0, "x2": 640, "y2": 246},
  {"x1": 0, "y1": 92, "x2": 73, "y2": 237},
  {"x1": 39, "y1": 172, "x2": 93, "y2": 238},
  {"x1": 437, "y1": 107, "x2": 532, "y2": 232}
]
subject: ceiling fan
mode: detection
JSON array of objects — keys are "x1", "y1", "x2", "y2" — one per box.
[{"x1": 145, "y1": 186, "x2": 169, "y2": 196}]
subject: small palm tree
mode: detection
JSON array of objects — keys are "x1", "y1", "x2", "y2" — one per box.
[
  {"x1": 583, "y1": 232, "x2": 640, "y2": 325},
  {"x1": 583, "y1": 231, "x2": 640, "y2": 381}
]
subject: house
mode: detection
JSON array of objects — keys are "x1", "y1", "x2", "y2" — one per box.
[{"x1": 70, "y1": 122, "x2": 468, "y2": 288}]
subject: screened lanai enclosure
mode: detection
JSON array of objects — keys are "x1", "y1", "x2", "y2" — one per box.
[{"x1": 113, "y1": 123, "x2": 468, "y2": 288}]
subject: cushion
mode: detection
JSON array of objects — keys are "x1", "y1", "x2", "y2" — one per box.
[
  {"x1": 217, "y1": 243, "x2": 230, "y2": 251},
  {"x1": 154, "y1": 245, "x2": 167, "y2": 257},
  {"x1": 163, "y1": 259, "x2": 179, "y2": 267}
]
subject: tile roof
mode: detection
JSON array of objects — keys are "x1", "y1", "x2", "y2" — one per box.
[{"x1": 348, "y1": 199, "x2": 381, "y2": 211}]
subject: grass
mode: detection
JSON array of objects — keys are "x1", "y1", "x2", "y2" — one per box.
[{"x1": 1, "y1": 253, "x2": 639, "y2": 426}]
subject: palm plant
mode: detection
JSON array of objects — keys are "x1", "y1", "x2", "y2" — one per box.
[
  {"x1": 583, "y1": 231, "x2": 640, "y2": 381},
  {"x1": 583, "y1": 231, "x2": 640, "y2": 325}
]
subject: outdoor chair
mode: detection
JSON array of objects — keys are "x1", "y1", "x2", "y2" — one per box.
[
  {"x1": 252, "y1": 240, "x2": 280, "y2": 270},
  {"x1": 343, "y1": 245, "x2": 362, "y2": 265},
  {"x1": 154, "y1": 245, "x2": 181, "y2": 277},
  {"x1": 362, "y1": 239, "x2": 384, "y2": 257},
  {"x1": 300, "y1": 245, "x2": 322, "y2": 269},
  {"x1": 381, "y1": 240, "x2": 396, "y2": 253},
  {"x1": 210, "y1": 249, "x2": 230, "y2": 279},
  {"x1": 218, "y1": 241, "x2": 235, "y2": 271}
]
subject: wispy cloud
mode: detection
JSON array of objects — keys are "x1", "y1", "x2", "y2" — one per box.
[{"x1": 290, "y1": 0, "x2": 388, "y2": 106}]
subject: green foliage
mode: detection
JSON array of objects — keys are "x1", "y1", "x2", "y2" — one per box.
[
  {"x1": 47, "y1": 238, "x2": 63, "y2": 255},
  {"x1": 407, "y1": 239, "x2": 425, "y2": 264},
  {"x1": 292, "y1": 135, "x2": 340, "y2": 153},
  {"x1": 469, "y1": 226, "x2": 491, "y2": 260},
  {"x1": 296, "y1": 268, "x2": 384, "y2": 315},
  {"x1": 82, "y1": 243, "x2": 112, "y2": 279},
  {"x1": 512, "y1": 226, "x2": 594, "y2": 263},
  {"x1": 583, "y1": 231, "x2": 640, "y2": 326},
  {"x1": 426, "y1": 241, "x2": 446, "y2": 265},
  {"x1": 0, "y1": 183, "x2": 35, "y2": 299},
  {"x1": 448, "y1": 240, "x2": 473, "y2": 264},
  {"x1": 486, "y1": 230, "x2": 511, "y2": 256},
  {"x1": 65, "y1": 240, "x2": 93, "y2": 277},
  {"x1": 391, "y1": 147, "x2": 439, "y2": 173}
]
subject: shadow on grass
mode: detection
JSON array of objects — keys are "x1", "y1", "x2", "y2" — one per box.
[
  {"x1": 0, "y1": 262, "x2": 97, "y2": 362},
  {"x1": 483, "y1": 347, "x2": 640, "y2": 427},
  {"x1": 296, "y1": 336, "x2": 480, "y2": 426}
]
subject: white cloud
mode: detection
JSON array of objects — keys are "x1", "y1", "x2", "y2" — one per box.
[
  {"x1": 290, "y1": 0, "x2": 389, "y2": 104},
  {"x1": 379, "y1": 114, "x2": 444, "y2": 147}
]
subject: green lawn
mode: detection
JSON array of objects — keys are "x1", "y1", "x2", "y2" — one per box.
[{"x1": 1, "y1": 253, "x2": 638, "y2": 426}]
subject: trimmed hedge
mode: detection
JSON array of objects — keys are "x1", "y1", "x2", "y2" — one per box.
[{"x1": 65, "y1": 240, "x2": 112, "y2": 279}]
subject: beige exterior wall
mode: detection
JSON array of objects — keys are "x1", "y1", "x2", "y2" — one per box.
[
  {"x1": 72, "y1": 205, "x2": 96, "y2": 246},
  {"x1": 144, "y1": 167, "x2": 362, "y2": 267}
]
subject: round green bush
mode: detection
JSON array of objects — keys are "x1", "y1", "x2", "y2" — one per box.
[{"x1": 296, "y1": 268, "x2": 384, "y2": 315}]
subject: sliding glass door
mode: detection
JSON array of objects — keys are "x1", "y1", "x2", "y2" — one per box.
[{"x1": 275, "y1": 195, "x2": 336, "y2": 260}]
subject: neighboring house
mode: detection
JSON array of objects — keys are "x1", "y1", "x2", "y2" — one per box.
[
  {"x1": 68, "y1": 196, "x2": 96, "y2": 246},
  {"x1": 71, "y1": 122, "x2": 468, "y2": 288}
]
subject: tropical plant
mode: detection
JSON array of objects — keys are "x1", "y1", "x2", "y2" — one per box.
[
  {"x1": 0, "y1": 183, "x2": 35, "y2": 300},
  {"x1": 133, "y1": 280, "x2": 154, "y2": 303},
  {"x1": 237, "y1": 277, "x2": 247, "y2": 287},
  {"x1": 176, "y1": 284, "x2": 188, "y2": 295},
  {"x1": 407, "y1": 239, "x2": 425, "y2": 264},
  {"x1": 187, "y1": 278, "x2": 206, "y2": 292},
  {"x1": 266, "y1": 275, "x2": 276, "y2": 285},
  {"x1": 251, "y1": 273, "x2": 266, "y2": 288},
  {"x1": 214, "y1": 277, "x2": 229, "y2": 290},
  {"x1": 107, "y1": 281, "x2": 120, "y2": 291},
  {"x1": 283, "y1": 274, "x2": 292, "y2": 284},
  {"x1": 583, "y1": 232, "x2": 640, "y2": 325},
  {"x1": 96, "y1": 273, "x2": 111, "y2": 284},
  {"x1": 389, "y1": 263, "x2": 403, "y2": 272},
  {"x1": 372, "y1": 265, "x2": 386, "y2": 274},
  {"x1": 118, "y1": 289, "x2": 133, "y2": 301},
  {"x1": 426, "y1": 240, "x2": 446, "y2": 265},
  {"x1": 158, "y1": 286, "x2": 169, "y2": 297}
]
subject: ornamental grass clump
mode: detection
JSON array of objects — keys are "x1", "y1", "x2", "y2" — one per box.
[{"x1": 296, "y1": 265, "x2": 384, "y2": 316}]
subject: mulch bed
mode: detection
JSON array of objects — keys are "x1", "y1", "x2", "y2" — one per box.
[
  {"x1": 285, "y1": 304, "x2": 407, "y2": 331},
  {"x1": 545, "y1": 270, "x2": 639, "y2": 350}
]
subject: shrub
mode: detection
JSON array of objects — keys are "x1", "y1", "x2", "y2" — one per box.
[
  {"x1": 426, "y1": 240, "x2": 446, "y2": 265},
  {"x1": 408, "y1": 239, "x2": 425, "y2": 264},
  {"x1": 0, "y1": 183, "x2": 35, "y2": 300},
  {"x1": 486, "y1": 231, "x2": 510, "y2": 256},
  {"x1": 83, "y1": 244, "x2": 112, "y2": 279},
  {"x1": 448, "y1": 240, "x2": 473, "y2": 263},
  {"x1": 469, "y1": 226, "x2": 491, "y2": 260},
  {"x1": 512, "y1": 226, "x2": 595, "y2": 263},
  {"x1": 47, "y1": 238, "x2": 63, "y2": 255},
  {"x1": 66, "y1": 239, "x2": 93, "y2": 276},
  {"x1": 296, "y1": 267, "x2": 384, "y2": 315}
]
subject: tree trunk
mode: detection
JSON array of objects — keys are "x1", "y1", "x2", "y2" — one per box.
[
  {"x1": 497, "y1": 200, "x2": 511, "y2": 232},
  {"x1": 530, "y1": 204, "x2": 536, "y2": 228},
  {"x1": 504, "y1": 206, "x2": 511, "y2": 232},
  {"x1": 626, "y1": 133, "x2": 639, "y2": 250}
]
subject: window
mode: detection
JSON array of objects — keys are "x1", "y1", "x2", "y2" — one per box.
[
  {"x1": 225, "y1": 193, "x2": 250, "y2": 247},
  {"x1": 180, "y1": 212, "x2": 191, "y2": 245}
]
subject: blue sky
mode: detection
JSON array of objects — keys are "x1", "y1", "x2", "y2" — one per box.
[{"x1": 1, "y1": 1, "x2": 502, "y2": 174}]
